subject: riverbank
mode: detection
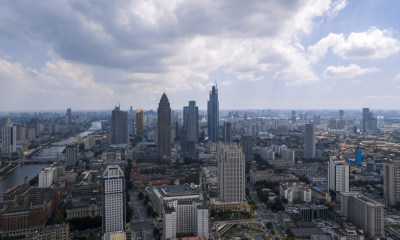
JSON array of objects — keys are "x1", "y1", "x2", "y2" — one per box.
[{"x1": 0, "y1": 163, "x2": 20, "y2": 180}]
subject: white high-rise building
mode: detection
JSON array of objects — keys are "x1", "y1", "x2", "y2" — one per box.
[
  {"x1": 163, "y1": 200, "x2": 209, "y2": 240},
  {"x1": 38, "y1": 166, "x2": 57, "y2": 187},
  {"x1": 341, "y1": 192, "x2": 384, "y2": 238},
  {"x1": 102, "y1": 165, "x2": 125, "y2": 234},
  {"x1": 217, "y1": 143, "x2": 245, "y2": 202},
  {"x1": 328, "y1": 156, "x2": 349, "y2": 193},
  {"x1": 2, "y1": 119, "x2": 17, "y2": 154}
]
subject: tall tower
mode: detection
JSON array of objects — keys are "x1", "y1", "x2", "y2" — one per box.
[
  {"x1": 304, "y1": 123, "x2": 316, "y2": 159},
  {"x1": 136, "y1": 109, "x2": 143, "y2": 136},
  {"x1": 339, "y1": 110, "x2": 344, "y2": 120},
  {"x1": 102, "y1": 165, "x2": 126, "y2": 234},
  {"x1": 157, "y1": 93, "x2": 172, "y2": 157},
  {"x1": 111, "y1": 106, "x2": 129, "y2": 145},
  {"x1": 217, "y1": 143, "x2": 245, "y2": 202},
  {"x1": 1, "y1": 119, "x2": 16, "y2": 154},
  {"x1": 128, "y1": 106, "x2": 135, "y2": 137},
  {"x1": 207, "y1": 85, "x2": 219, "y2": 142},
  {"x1": 182, "y1": 101, "x2": 198, "y2": 155},
  {"x1": 65, "y1": 108, "x2": 72, "y2": 125},
  {"x1": 383, "y1": 160, "x2": 400, "y2": 206},
  {"x1": 362, "y1": 108, "x2": 370, "y2": 132}
]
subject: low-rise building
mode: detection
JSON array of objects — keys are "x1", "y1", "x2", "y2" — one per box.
[{"x1": 280, "y1": 182, "x2": 311, "y2": 203}]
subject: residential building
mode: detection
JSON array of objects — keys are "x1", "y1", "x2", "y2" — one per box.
[
  {"x1": 328, "y1": 156, "x2": 349, "y2": 194},
  {"x1": 65, "y1": 145, "x2": 78, "y2": 166},
  {"x1": 280, "y1": 182, "x2": 311, "y2": 203},
  {"x1": 341, "y1": 192, "x2": 384, "y2": 238},
  {"x1": 2, "y1": 119, "x2": 17, "y2": 154},
  {"x1": 383, "y1": 160, "x2": 400, "y2": 206},
  {"x1": 240, "y1": 135, "x2": 253, "y2": 162}
]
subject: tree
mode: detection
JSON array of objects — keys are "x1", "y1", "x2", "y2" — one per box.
[
  {"x1": 266, "y1": 222, "x2": 273, "y2": 229},
  {"x1": 126, "y1": 204, "x2": 133, "y2": 222},
  {"x1": 147, "y1": 205, "x2": 153, "y2": 216}
]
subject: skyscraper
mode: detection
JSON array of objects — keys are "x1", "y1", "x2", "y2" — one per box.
[
  {"x1": 128, "y1": 106, "x2": 135, "y2": 137},
  {"x1": 182, "y1": 101, "x2": 198, "y2": 155},
  {"x1": 136, "y1": 109, "x2": 143, "y2": 136},
  {"x1": 111, "y1": 106, "x2": 128, "y2": 145},
  {"x1": 207, "y1": 85, "x2": 219, "y2": 142},
  {"x1": 291, "y1": 110, "x2": 297, "y2": 123},
  {"x1": 223, "y1": 122, "x2": 232, "y2": 143},
  {"x1": 240, "y1": 135, "x2": 253, "y2": 162},
  {"x1": 304, "y1": 123, "x2": 315, "y2": 159},
  {"x1": 328, "y1": 156, "x2": 349, "y2": 193},
  {"x1": 362, "y1": 108, "x2": 369, "y2": 132},
  {"x1": 102, "y1": 165, "x2": 125, "y2": 234},
  {"x1": 1, "y1": 119, "x2": 16, "y2": 154},
  {"x1": 217, "y1": 143, "x2": 245, "y2": 202},
  {"x1": 157, "y1": 93, "x2": 172, "y2": 157},
  {"x1": 383, "y1": 160, "x2": 400, "y2": 206},
  {"x1": 339, "y1": 109, "x2": 344, "y2": 120},
  {"x1": 65, "y1": 108, "x2": 72, "y2": 125}
]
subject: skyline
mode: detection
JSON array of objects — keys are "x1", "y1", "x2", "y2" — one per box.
[{"x1": 1, "y1": 0, "x2": 400, "y2": 111}]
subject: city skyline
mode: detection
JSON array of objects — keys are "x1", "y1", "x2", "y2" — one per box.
[{"x1": 1, "y1": 0, "x2": 400, "y2": 111}]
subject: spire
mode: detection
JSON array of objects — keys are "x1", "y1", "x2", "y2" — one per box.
[{"x1": 160, "y1": 93, "x2": 169, "y2": 103}]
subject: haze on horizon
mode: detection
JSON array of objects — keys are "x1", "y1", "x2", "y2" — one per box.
[{"x1": 1, "y1": 0, "x2": 400, "y2": 111}]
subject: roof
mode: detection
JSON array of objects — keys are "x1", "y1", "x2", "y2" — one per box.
[{"x1": 151, "y1": 179, "x2": 170, "y2": 185}]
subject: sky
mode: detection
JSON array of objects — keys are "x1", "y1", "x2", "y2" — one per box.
[{"x1": 1, "y1": 0, "x2": 400, "y2": 111}]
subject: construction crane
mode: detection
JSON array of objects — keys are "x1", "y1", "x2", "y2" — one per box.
[{"x1": 219, "y1": 204, "x2": 259, "y2": 239}]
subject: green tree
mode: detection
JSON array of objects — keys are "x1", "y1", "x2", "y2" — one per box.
[{"x1": 138, "y1": 192, "x2": 144, "y2": 200}]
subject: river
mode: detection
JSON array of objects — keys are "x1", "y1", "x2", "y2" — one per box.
[{"x1": 0, "y1": 121, "x2": 103, "y2": 198}]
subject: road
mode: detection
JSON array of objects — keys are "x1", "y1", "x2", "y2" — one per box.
[{"x1": 129, "y1": 189, "x2": 155, "y2": 240}]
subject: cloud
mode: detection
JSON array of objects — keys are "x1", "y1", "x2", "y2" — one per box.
[
  {"x1": 323, "y1": 64, "x2": 380, "y2": 78},
  {"x1": 395, "y1": 73, "x2": 400, "y2": 80},
  {"x1": 309, "y1": 27, "x2": 400, "y2": 62}
]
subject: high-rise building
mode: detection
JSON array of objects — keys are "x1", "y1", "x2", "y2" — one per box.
[
  {"x1": 65, "y1": 108, "x2": 72, "y2": 125},
  {"x1": 2, "y1": 119, "x2": 16, "y2": 154},
  {"x1": 328, "y1": 156, "x2": 349, "y2": 193},
  {"x1": 339, "y1": 110, "x2": 344, "y2": 120},
  {"x1": 217, "y1": 143, "x2": 245, "y2": 202},
  {"x1": 65, "y1": 145, "x2": 78, "y2": 166},
  {"x1": 207, "y1": 85, "x2": 219, "y2": 142},
  {"x1": 383, "y1": 160, "x2": 400, "y2": 206},
  {"x1": 223, "y1": 122, "x2": 232, "y2": 143},
  {"x1": 102, "y1": 165, "x2": 125, "y2": 234},
  {"x1": 291, "y1": 110, "x2": 297, "y2": 123},
  {"x1": 341, "y1": 192, "x2": 384, "y2": 238},
  {"x1": 304, "y1": 123, "x2": 315, "y2": 159},
  {"x1": 157, "y1": 93, "x2": 172, "y2": 157},
  {"x1": 362, "y1": 108, "x2": 378, "y2": 133},
  {"x1": 240, "y1": 135, "x2": 253, "y2": 162},
  {"x1": 136, "y1": 109, "x2": 143, "y2": 136},
  {"x1": 128, "y1": 106, "x2": 135, "y2": 137},
  {"x1": 182, "y1": 101, "x2": 198, "y2": 155},
  {"x1": 111, "y1": 106, "x2": 128, "y2": 145}
]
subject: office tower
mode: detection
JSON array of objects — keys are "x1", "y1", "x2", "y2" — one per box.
[
  {"x1": 341, "y1": 192, "x2": 384, "y2": 238},
  {"x1": 207, "y1": 85, "x2": 219, "y2": 142},
  {"x1": 291, "y1": 110, "x2": 297, "y2": 123},
  {"x1": 240, "y1": 135, "x2": 253, "y2": 162},
  {"x1": 362, "y1": 108, "x2": 369, "y2": 132},
  {"x1": 136, "y1": 109, "x2": 143, "y2": 136},
  {"x1": 128, "y1": 106, "x2": 135, "y2": 137},
  {"x1": 217, "y1": 143, "x2": 245, "y2": 202},
  {"x1": 339, "y1": 110, "x2": 344, "y2": 120},
  {"x1": 383, "y1": 160, "x2": 400, "y2": 206},
  {"x1": 182, "y1": 101, "x2": 198, "y2": 155},
  {"x1": 157, "y1": 93, "x2": 172, "y2": 157},
  {"x1": 223, "y1": 122, "x2": 232, "y2": 143},
  {"x1": 65, "y1": 108, "x2": 72, "y2": 125},
  {"x1": 102, "y1": 165, "x2": 125, "y2": 234},
  {"x1": 328, "y1": 156, "x2": 349, "y2": 193},
  {"x1": 111, "y1": 106, "x2": 128, "y2": 145},
  {"x1": 304, "y1": 123, "x2": 315, "y2": 159},
  {"x1": 2, "y1": 119, "x2": 16, "y2": 154},
  {"x1": 65, "y1": 145, "x2": 78, "y2": 166}
]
